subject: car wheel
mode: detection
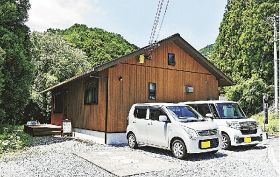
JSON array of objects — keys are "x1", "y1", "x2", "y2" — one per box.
[
  {"x1": 221, "y1": 133, "x2": 231, "y2": 150},
  {"x1": 171, "y1": 139, "x2": 187, "y2": 159},
  {"x1": 127, "y1": 133, "x2": 138, "y2": 149}
]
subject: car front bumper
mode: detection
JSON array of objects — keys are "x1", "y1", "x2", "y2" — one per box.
[
  {"x1": 228, "y1": 128, "x2": 263, "y2": 146},
  {"x1": 185, "y1": 135, "x2": 221, "y2": 154}
]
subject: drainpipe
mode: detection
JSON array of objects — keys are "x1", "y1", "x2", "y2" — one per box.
[{"x1": 104, "y1": 77, "x2": 109, "y2": 144}]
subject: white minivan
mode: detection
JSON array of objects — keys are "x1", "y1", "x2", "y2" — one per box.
[
  {"x1": 182, "y1": 101, "x2": 263, "y2": 149},
  {"x1": 126, "y1": 103, "x2": 221, "y2": 159}
]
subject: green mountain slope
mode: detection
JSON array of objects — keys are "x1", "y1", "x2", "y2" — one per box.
[
  {"x1": 49, "y1": 24, "x2": 138, "y2": 66},
  {"x1": 199, "y1": 44, "x2": 214, "y2": 61},
  {"x1": 210, "y1": 0, "x2": 278, "y2": 115}
]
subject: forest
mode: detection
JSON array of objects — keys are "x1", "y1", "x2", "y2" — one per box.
[
  {"x1": 200, "y1": 0, "x2": 278, "y2": 116},
  {"x1": 0, "y1": 0, "x2": 279, "y2": 126}
]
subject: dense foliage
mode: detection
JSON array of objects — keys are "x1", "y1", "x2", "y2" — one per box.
[
  {"x1": 199, "y1": 44, "x2": 214, "y2": 60},
  {"x1": 0, "y1": 0, "x2": 33, "y2": 124},
  {"x1": 0, "y1": 125, "x2": 31, "y2": 155},
  {"x1": 26, "y1": 32, "x2": 91, "y2": 122},
  {"x1": 0, "y1": 48, "x2": 4, "y2": 120},
  {"x1": 252, "y1": 111, "x2": 279, "y2": 134},
  {"x1": 225, "y1": 75, "x2": 273, "y2": 114},
  {"x1": 203, "y1": 0, "x2": 278, "y2": 115},
  {"x1": 49, "y1": 24, "x2": 138, "y2": 66}
]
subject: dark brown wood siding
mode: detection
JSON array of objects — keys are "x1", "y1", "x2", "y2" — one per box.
[
  {"x1": 107, "y1": 41, "x2": 218, "y2": 132},
  {"x1": 52, "y1": 70, "x2": 108, "y2": 131}
]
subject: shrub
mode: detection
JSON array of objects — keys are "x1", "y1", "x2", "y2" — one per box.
[
  {"x1": 0, "y1": 125, "x2": 31, "y2": 155},
  {"x1": 251, "y1": 111, "x2": 279, "y2": 135},
  {"x1": 225, "y1": 75, "x2": 273, "y2": 116}
]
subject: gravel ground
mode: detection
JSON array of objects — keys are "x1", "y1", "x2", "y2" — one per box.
[{"x1": 0, "y1": 136, "x2": 278, "y2": 177}]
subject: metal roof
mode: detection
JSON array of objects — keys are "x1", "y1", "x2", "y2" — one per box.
[{"x1": 41, "y1": 33, "x2": 233, "y2": 93}]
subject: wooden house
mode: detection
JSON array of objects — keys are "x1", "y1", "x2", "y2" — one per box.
[{"x1": 42, "y1": 34, "x2": 233, "y2": 144}]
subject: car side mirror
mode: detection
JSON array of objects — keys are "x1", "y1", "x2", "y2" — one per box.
[
  {"x1": 159, "y1": 115, "x2": 168, "y2": 122},
  {"x1": 205, "y1": 113, "x2": 214, "y2": 119}
]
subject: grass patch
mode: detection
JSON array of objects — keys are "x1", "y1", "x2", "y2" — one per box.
[
  {"x1": 251, "y1": 111, "x2": 279, "y2": 135},
  {"x1": 0, "y1": 125, "x2": 32, "y2": 155}
]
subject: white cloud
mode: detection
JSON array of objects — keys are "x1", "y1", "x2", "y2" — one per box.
[{"x1": 26, "y1": 0, "x2": 105, "y2": 31}]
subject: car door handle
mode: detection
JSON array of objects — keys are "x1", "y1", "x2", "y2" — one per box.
[
  {"x1": 132, "y1": 121, "x2": 136, "y2": 123},
  {"x1": 148, "y1": 122, "x2": 153, "y2": 125}
]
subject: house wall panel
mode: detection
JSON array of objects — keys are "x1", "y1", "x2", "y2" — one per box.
[{"x1": 107, "y1": 41, "x2": 219, "y2": 132}]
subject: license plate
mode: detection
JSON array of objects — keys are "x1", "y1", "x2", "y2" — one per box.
[
  {"x1": 244, "y1": 137, "x2": 251, "y2": 143},
  {"x1": 201, "y1": 141, "x2": 211, "y2": 149}
]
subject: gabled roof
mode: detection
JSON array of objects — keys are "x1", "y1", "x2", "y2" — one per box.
[{"x1": 41, "y1": 33, "x2": 233, "y2": 93}]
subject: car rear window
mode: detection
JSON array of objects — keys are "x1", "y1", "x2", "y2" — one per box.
[{"x1": 134, "y1": 107, "x2": 147, "y2": 119}]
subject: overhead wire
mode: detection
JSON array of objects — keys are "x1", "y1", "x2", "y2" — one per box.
[
  {"x1": 155, "y1": 0, "x2": 170, "y2": 42},
  {"x1": 148, "y1": 0, "x2": 165, "y2": 46}
]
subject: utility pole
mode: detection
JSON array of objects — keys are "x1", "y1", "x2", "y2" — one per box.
[
  {"x1": 278, "y1": 2, "x2": 280, "y2": 119},
  {"x1": 273, "y1": 15, "x2": 279, "y2": 111}
]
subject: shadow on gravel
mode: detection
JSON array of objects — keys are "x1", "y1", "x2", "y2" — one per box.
[
  {"x1": 187, "y1": 152, "x2": 227, "y2": 161},
  {"x1": 136, "y1": 146, "x2": 227, "y2": 161},
  {"x1": 227, "y1": 145, "x2": 267, "y2": 152},
  {"x1": 30, "y1": 136, "x2": 72, "y2": 147}
]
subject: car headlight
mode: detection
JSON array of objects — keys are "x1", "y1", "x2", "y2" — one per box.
[
  {"x1": 226, "y1": 121, "x2": 241, "y2": 130},
  {"x1": 184, "y1": 128, "x2": 198, "y2": 140}
]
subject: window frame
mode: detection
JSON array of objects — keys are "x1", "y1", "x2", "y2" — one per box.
[
  {"x1": 168, "y1": 53, "x2": 176, "y2": 66},
  {"x1": 148, "y1": 82, "x2": 156, "y2": 100},
  {"x1": 84, "y1": 78, "x2": 99, "y2": 105}
]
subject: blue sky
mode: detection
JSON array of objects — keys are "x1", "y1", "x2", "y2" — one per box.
[{"x1": 27, "y1": 0, "x2": 227, "y2": 50}]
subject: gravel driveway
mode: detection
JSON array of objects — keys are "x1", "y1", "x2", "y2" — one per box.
[{"x1": 0, "y1": 136, "x2": 278, "y2": 177}]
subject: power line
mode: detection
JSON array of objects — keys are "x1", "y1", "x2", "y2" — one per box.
[
  {"x1": 155, "y1": 0, "x2": 170, "y2": 42},
  {"x1": 149, "y1": 0, "x2": 165, "y2": 45}
]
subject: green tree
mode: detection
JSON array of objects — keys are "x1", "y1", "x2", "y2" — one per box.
[
  {"x1": 27, "y1": 32, "x2": 91, "y2": 122},
  {"x1": 0, "y1": 0, "x2": 33, "y2": 124},
  {"x1": 211, "y1": 0, "x2": 278, "y2": 115},
  {"x1": 49, "y1": 24, "x2": 138, "y2": 66},
  {"x1": 199, "y1": 44, "x2": 214, "y2": 61},
  {"x1": 0, "y1": 48, "x2": 5, "y2": 119},
  {"x1": 225, "y1": 75, "x2": 273, "y2": 116}
]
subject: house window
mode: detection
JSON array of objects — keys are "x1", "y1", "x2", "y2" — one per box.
[
  {"x1": 168, "y1": 53, "x2": 176, "y2": 66},
  {"x1": 53, "y1": 93, "x2": 63, "y2": 113},
  {"x1": 148, "y1": 82, "x2": 156, "y2": 100},
  {"x1": 84, "y1": 78, "x2": 99, "y2": 104}
]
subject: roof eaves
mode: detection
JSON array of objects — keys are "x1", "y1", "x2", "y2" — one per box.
[{"x1": 40, "y1": 68, "x2": 96, "y2": 93}]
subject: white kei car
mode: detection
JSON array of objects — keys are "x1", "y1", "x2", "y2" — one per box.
[
  {"x1": 182, "y1": 101, "x2": 263, "y2": 149},
  {"x1": 126, "y1": 103, "x2": 221, "y2": 159}
]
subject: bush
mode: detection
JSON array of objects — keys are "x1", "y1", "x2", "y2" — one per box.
[
  {"x1": 0, "y1": 125, "x2": 31, "y2": 155},
  {"x1": 251, "y1": 111, "x2": 279, "y2": 135},
  {"x1": 225, "y1": 75, "x2": 273, "y2": 116}
]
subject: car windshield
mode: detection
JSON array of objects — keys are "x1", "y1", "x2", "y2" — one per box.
[
  {"x1": 216, "y1": 103, "x2": 246, "y2": 119},
  {"x1": 166, "y1": 106, "x2": 202, "y2": 122}
]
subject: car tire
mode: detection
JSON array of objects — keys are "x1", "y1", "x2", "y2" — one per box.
[
  {"x1": 221, "y1": 133, "x2": 231, "y2": 150},
  {"x1": 171, "y1": 139, "x2": 187, "y2": 159},
  {"x1": 127, "y1": 133, "x2": 138, "y2": 149}
]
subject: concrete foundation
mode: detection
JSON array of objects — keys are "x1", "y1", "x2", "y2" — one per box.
[{"x1": 73, "y1": 128, "x2": 127, "y2": 145}]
